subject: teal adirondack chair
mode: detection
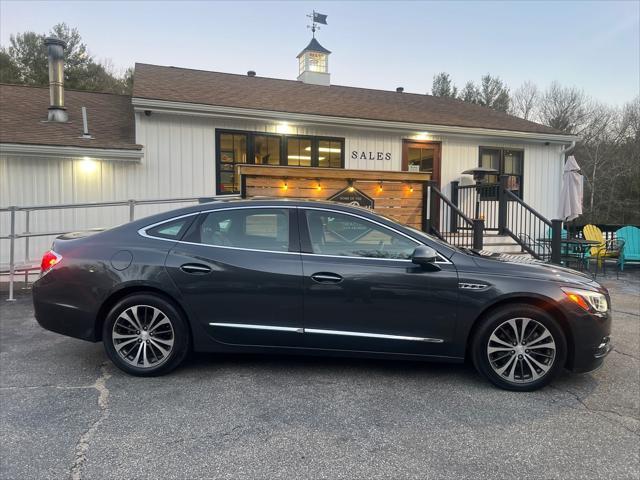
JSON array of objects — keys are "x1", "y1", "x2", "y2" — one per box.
[{"x1": 617, "y1": 226, "x2": 640, "y2": 271}]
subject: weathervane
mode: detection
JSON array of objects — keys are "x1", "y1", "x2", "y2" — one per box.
[{"x1": 307, "y1": 10, "x2": 328, "y2": 37}]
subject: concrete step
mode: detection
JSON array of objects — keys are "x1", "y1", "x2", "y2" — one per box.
[{"x1": 481, "y1": 243, "x2": 525, "y2": 254}]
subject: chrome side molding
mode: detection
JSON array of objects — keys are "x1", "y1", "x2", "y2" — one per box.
[
  {"x1": 304, "y1": 328, "x2": 444, "y2": 343},
  {"x1": 209, "y1": 323, "x2": 444, "y2": 343},
  {"x1": 210, "y1": 323, "x2": 304, "y2": 333}
]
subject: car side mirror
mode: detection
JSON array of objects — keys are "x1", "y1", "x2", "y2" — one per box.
[{"x1": 411, "y1": 246, "x2": 441, "y2": 270}]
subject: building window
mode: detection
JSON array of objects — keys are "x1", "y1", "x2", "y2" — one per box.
[
  {"x1": 479, "y1": 147, "x2": 524, "y2": 199},
  {"x1": 216, "y1": 130, "x2": 344, "y2": 194},
  {"x1": 286, "y1": 137, "x2": 313, "y2": 167},
  {"x1": 318, "y1": 139, "x2": 343, "y2": 168},
  {"x1": 254, "y1": 135, "x2": 281, "y2": 165},
  {"x1": 217, "y1": 132, "x2": 247, "y2": 194}
]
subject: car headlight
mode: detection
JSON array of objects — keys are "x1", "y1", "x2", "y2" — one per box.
[{"x1": 562, "y1": 287, "x2": 609, "y2": 313}]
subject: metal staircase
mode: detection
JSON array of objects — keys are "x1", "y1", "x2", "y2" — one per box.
[{"x1": 425, "y1": 176, "x2": 562, "y2": 263}]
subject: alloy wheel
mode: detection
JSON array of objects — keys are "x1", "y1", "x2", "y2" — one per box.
[
  {"x1": 112, "y1": 305, "x2": 175, "y2": 369},
  {"x1": 486, "y1": 317, "x2": 556, "y2": 384}
]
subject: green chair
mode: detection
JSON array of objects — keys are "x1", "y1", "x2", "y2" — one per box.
[{"x1": 617, "y1": 226, "x2": 640, "y2": 271}]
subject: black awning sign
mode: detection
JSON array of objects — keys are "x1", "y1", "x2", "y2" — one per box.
[{"x1": 327, "y1": 187, "x2": 375, "y2": 209}]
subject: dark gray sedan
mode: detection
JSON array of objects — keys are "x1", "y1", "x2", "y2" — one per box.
[{"x1": 32, "y1": 199, "x2": 612, "y2": 391}]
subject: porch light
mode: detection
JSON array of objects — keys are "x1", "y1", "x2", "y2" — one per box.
[
  {"x1": 276, "y1": 122, "x2": 292, "y2": 134},
  {"x1": 408, "y1": 184, "x2": 414, "y2": 193},
  {"x1": 80, "y1": 156, "x2": 97, "y2": 174},
  {"x1": 377, "y1": 182, "x2": 383, "y2": 193},
  {"x1": 316, "y1": 180, "x2": 322, "y2": 191},
  {"x1": 282, "y1": 179, "x2": 289, "y2": 191},
  {"x1": 347, "y1": 179, "x2": 355, "y2": 192}
]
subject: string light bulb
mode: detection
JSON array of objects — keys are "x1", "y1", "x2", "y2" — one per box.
[
  {"x1": 316, "y1": 179, "x2": 322, "y2": 191},
  {"x1": 377, "y1": 182, "x2": 383, "y2": 193},
  {"x1": 347, "y1": 179, "x2": 355, "y2": 193},
  {"x1": 282, "y1": 179, "x2": 288, "y2": 191},
  {"x1": 408, "y1": 184, "x2": 414, "y2": 193}
]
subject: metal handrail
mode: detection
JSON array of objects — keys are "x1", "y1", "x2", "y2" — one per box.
[
  {"x1": 431, "y1": 185, "x2": 474, "y2": 226},
  {"x1": 1, "y1": 195, "x2": 239, "y2": 301},
  {"x1": 503, "y1": 188, "x2": 552, "y2": 228}
]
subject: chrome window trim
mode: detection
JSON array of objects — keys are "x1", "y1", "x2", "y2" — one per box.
[
  {"x1": 137, "y1": 204, "x2": 451, "y2": 263},
  {"x1": 138, "y1": 206, "x2": 299, "y2": 255},
  {"x1": 301, "y1": 206, "x2": 451, "y2": 264},
  {"x1": 208, "y1": 323, "x2": 444, "y2": 343}
]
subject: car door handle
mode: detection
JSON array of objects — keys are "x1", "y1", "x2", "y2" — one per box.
[
  {"x1": 180, "y1": 263, "x2": 212, "y2": 274},
  {"x1": 310, "y1": 272, "x2": 343, "y2": 283}
]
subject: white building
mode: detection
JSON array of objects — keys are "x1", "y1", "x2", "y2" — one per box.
[{"x1": 0, "y1": 36, "x2": 576, "y2": 265}]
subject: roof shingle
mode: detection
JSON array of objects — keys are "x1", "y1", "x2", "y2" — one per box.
[
  {"x1": 132, "y1": 63, "x2": 565, "y2": 136},
  {"x1": 0, "y1": 84, "x2": 140, "y2": 150}
]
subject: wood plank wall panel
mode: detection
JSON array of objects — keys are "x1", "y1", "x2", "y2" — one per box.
[{"x1": 243, "y1": 173, "x2": 425, "y2": 229}]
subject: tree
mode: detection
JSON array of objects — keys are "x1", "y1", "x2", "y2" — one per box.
[
  {"x1": 431, "y1": 72, "x2": 458, "y2": 98},
  {"x1": 2, "y1": 23, "x2": 131, "y2": 94},
  {"x1": 0, "y1": 49, "x2": 21, "y2": 84},
  {"x1": 575, "y1": 98, "x2": 640, "y2": 224},
  {"x1": 477, "y1": 74, "x2": 510, "y2": 112},
  {"x1": 459, "y1": 81, "x2": 479, "y2": 104},
  {"x1": 510, "y1": 81, "x2": 539, "y2": 121},
  {"x1": 539, "y1": 81, "x2": 589, "y2": 134}
]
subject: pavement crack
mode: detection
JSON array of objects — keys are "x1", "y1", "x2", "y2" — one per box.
[
  {"x1": 0, "y1": 384, "x2": 97, "y2": 391},
  {"x1": 68, "y1": 363, "x2": 112, "y2": 480},
  {"x1": 611, "y1": 309, "x2": 639, "y2": 317},
  {"x1": 550, "y1": 386, "x2": 639, "y2": 437},
  {"x1": 612, "y1": 348, "x2": 639, "y2": 361}
]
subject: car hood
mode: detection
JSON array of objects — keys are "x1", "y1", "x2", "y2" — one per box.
[{"x1": 468, "y1": 252, "x2": 599, "y2": 288}]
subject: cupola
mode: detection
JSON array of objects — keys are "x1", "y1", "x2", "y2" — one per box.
[{"x1": 297, "y1": 37, "x2": 331, "y2": 86}]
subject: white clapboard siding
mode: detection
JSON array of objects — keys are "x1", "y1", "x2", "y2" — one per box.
[{"x1": 0, "y1": 111, "x2": 564, "y2": 265}]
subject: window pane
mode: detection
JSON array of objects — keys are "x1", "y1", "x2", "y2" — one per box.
[
  {"x1": 407, "y1": 146, "x2": 434, "y2": 174},
  {"x1": 305, "y1": 210, "x2": 416, "y2": 259},
  {"x1": 287, "y1": 137, "x2": 312, "y2": 166},
  {"x1": 147, "y1": 218, "x2": 189, "y2": 239},
  {"x1": 218, "y1": 133, "x2": 247, "y2": 194},
  {"x1": 189, "y1": 209, "x2": 289, "y2": 251},
  {"x1": 255, "y1": 135, "x2": 281, "y2": 165},
  {"x1": 318, "y1": 140, "x2": 342, "y2": 168},
  {"x1": 503, "y1": 151, "x2": 523, "y2": 174}
]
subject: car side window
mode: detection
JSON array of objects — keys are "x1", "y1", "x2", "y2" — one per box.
[
  {"x1": 146, "y1": 217, "x2": 192, "y2": 240},
  {"x1": 185, "y1": 208, "x2": 290, "y2": 252},
  {"x1": 305, "y1": 210, "x2": 417, "y2": 259}
]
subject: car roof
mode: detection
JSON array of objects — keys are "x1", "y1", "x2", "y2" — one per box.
[{"x1": 166, "y1": 197, "x2": 381, "y2": 216}]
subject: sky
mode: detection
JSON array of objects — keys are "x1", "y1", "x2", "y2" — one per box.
[{"x1": 1, "y1": 1, "x2": 638, "y2": 105}]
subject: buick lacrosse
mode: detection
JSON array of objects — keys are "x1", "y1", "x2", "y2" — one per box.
[{"x1": 33, "y1": 199, "x2": 612, "y2": 391}]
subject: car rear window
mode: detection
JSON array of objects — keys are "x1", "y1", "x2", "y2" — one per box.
[{"x1": 145, "y1": 217, "x2": 193, "y2": 240}]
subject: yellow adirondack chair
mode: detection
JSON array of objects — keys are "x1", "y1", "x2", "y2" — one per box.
[{"x1": 582, "y1": 224, "x2": 621, "y2": 266}]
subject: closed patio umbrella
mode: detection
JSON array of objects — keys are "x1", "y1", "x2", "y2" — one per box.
[{"x1": 559, "y1": 155, "x2": 583, "y2": 222}]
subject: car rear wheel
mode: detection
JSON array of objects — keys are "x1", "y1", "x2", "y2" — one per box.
[
  {"x1": 103, "y1": 294, "x2": 190, "y2": 376},
  {"x1": 472, "y1": 304, "x2": 567, "y2": 391}
]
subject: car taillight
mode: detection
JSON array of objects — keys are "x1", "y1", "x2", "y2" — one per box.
[{"x1": 41, "y1": 250, "x2": 62, "y2": 273}]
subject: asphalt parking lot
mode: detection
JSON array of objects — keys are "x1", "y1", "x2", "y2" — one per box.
[{"x1": 1, "y1": 274, "x2": 638, "y2": 480}]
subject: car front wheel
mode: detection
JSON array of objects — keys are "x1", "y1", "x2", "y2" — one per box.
[
  {"x1": 103, "y1": 294, "x2": 190, "y2": 376},
  {"x1": 472, "y1": 304, "x2": 567, "y2": 391}
]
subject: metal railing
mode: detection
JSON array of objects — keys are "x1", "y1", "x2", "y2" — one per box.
[
  {"x1": 1, "y1": 195, "x2": 236, "y2": 301},
  {"x1": 426, "y1": 183, "x2": 484, "y2": 250},
  {"x1": 451, "y1": 181, "x2": 500, "y2": 231}
]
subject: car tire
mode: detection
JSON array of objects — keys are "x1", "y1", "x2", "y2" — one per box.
[
  {"x1": 103, "y1": 294, "x2": 190, "y2": 376},
  {"x1": 471, "y1": 304, "x2": 567, "y2": 391}
]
